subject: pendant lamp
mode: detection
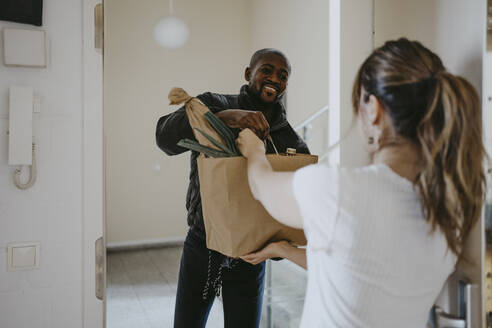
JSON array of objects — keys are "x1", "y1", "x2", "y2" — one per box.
[{"x1": 154, "y1": 0, "x2": 189, "y2": 49}]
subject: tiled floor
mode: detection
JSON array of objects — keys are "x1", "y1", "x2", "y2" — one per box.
[{"x1": 107, "y1": 246, "x2": 306, "y2": 328}]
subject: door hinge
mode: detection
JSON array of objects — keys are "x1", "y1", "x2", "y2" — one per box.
[
  {"x1": 94, "y1": 3, "x2": 104, "y2": 50},
  {"x1": 95, "y1": 236, "x2": 104, "y2": 301}
]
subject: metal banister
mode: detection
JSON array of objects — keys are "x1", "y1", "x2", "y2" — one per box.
[
  {"x1": 294, "y1": 105, "x2": 329, "y2": 141},
  {"x1": 294, "y1": 105, "x2": 329, "y2": 131}
]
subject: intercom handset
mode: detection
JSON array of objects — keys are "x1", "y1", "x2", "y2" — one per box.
[{"x1": 8, "y1": 86, "x2": 38, "y2": 190}]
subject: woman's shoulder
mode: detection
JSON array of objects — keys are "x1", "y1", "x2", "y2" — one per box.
[
  {"x1": 295, "y1": 163, "x2": 383, "y2": 181},
  {"x1": 295, "y1": 163, "x2": 414, "y2": 194}
]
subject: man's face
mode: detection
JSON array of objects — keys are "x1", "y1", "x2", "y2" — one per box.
[{"x1": 245, "y1": 54, "x2": 290, "y2": 104}]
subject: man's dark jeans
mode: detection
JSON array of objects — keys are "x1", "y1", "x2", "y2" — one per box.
[{"x1": 174, "y1": 229, "x2": 266, "y2": 328}]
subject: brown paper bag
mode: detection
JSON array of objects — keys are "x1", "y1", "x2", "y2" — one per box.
[
  {"x1": 198, "y1": 153, "x2": 318, "y2": 257},
  {"x1": 168, "y1": 87, "x2": 227, "y2": 151}
]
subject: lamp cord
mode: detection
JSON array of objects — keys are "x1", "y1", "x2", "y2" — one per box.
[{"x1": 13, "y1": 143, "x2": 37, "y2": 190}]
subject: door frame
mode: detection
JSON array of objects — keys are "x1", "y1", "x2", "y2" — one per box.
[
  {"x1": 82, "y1": 0, "x2": 105, "y2": 327},
  {"x1": 82, "y1": 0, "x2": 488, "y2": 326}
]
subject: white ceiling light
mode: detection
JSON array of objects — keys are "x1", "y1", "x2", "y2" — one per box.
[{"x1": 154, "y1": 0, "x2": 189, "y2": 49}]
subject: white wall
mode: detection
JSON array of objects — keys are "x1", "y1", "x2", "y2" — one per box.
[
  {"x1": 0, "y1": 1, "x2": 85, "y2": 327},
  {"x1": 250, "y1": 0, "x2": 330, "y2": 126},
  {"x1": 104, "y1": 0, "x2": 253, "y2": 244},
  {"x1": 251, "y1": 0, "x2": 330, "y2": 156}
]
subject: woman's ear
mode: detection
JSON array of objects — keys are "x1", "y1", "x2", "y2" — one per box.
[
  {"x1": 245, "y1": 67, "x2": 251, "y2": 82},
  {"x1": 366, "y1": 94, "x2": 384, "y2": 127}
]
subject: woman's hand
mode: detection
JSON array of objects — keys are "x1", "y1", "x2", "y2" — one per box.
[
  {"x1": 240, "y1": 241, "x2": 291, "y2": 265},
  {"x1": 237, "y1": 128, "x2": 266, "y2": 159}
]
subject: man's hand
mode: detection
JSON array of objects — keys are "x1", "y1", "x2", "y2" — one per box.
[{"x1": 216, "y1": 110, "x2": 270, "y2": 140}]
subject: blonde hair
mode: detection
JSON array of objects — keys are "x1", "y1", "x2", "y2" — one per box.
[{"x1": 352, "y1": 38, "x2": 486, "y2": 258}]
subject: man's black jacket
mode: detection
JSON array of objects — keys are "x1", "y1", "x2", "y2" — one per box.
[{"x1": 155, "y1": 85, "x2": 309, "y2": 240}]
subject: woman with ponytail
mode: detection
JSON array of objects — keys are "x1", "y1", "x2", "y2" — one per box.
[{"x1": 237, "y1": 38, "x2": 486, "y2": 327}]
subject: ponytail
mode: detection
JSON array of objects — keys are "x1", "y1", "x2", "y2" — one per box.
[{"x1": 416, "y1": 72, "x2": 485, "y2": 257}]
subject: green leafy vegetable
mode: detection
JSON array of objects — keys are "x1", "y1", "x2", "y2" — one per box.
[
  {"x1": 204, "y1": 112, "x2": 239, "y2": 155},
  {"x1": 194, "y1": 128, "x2": 235, "y2": 156},
  {"x1": 177, "y1": 139, "x2": 231, "y2": 158},
  {"x1": 178, "y1": 111, "x2": 240, "y2": 158}
]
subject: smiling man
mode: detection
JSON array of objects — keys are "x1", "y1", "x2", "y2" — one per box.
[{"x1": 156, "y1": 48, "x2": 309, "y2": 328}]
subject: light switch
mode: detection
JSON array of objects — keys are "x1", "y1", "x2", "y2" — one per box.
[
  {"x1": 3, "y1": 28, "x2": 47, "y2": 68},
  {"x1": 7, "y1": 242, "x2": 40, "y2": 271},
  {"x1": 13, "y1": 246, "x2": 36, "y2": 267}
]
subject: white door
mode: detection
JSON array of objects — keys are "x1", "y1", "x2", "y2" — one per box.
[
  {"x1": 330, "y1": 0, "x2": 487, "y2": 326},
  {"x1": 82, "y1": 0, "x2": 105, "y2": 327}
]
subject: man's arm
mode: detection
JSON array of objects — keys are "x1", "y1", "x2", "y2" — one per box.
[
  {"x1": 156, "y1": 93, "x2": 218, "y2": 156},
  {"x1": 156, "y1": 92, "x2": 272, "y2": 156},
  {"x1": 156, "y1": 106, "x2": 195, "y2": 156},
  {"x1": 296, "y1": 138, "x2": 310, "y2": 155},
  {"x1": 288, "y1": 125, "x2": 310, "y2": 155}
]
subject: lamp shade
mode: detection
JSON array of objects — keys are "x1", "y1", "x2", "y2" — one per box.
[{"x1": 154, "y1": 16, "x2": 189, "y2": 49}]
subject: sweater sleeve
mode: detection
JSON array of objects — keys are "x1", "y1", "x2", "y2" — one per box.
[{"x1": 292, "y1": 164, "x2": 340, "y2": 250}]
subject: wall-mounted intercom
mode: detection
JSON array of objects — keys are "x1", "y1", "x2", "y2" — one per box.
[
  {"x1": 8, "y1": 86, "x2": 38, "y2": 189},
  {"x1": 4, "y1": 26, "x2": 47, "y2": 190}
]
